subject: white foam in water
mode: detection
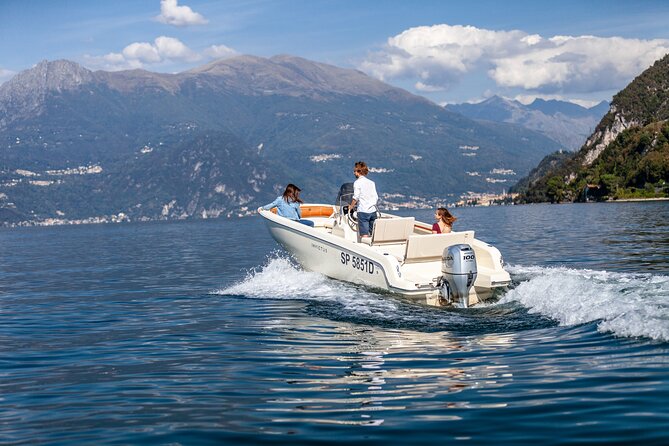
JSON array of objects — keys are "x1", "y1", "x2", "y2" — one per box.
[
  {"x1": 501, "y1": 265, "x2": 669, "y2": 341},
  {"x1": 215, "y1": 254, "x2": 401, "y2": 318},
  {"x1": 217, "y1": 256, "x2": 669, "y2": 341}
]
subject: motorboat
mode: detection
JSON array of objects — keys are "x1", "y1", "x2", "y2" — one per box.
[{"x1": 258, "y1": 186, "x2": 511, "y2": 307}]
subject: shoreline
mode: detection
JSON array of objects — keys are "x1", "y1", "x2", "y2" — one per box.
[
  {"x1": 607, "y1": 197, "x2": 669, "y2": 203},
  {"x1": 3, "y1": 198, "x2": 669, "y2": 229}
]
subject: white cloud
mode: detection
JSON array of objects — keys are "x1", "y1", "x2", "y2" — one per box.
[
  {"x1": 203, "y1": 44, "x2": 238, "y2": 59},
  {"x1": 84, "y1": 36, "x2": 222, "y2": 71},
  {"x1": 510, "y1": 93, "x2": 602, "y2": 108},
  {"x1": 569, "y1": 99, "x2": 607, "y2": 109},
  {"x1": 156, "y1": 0, "x2": 208, "y2": 27},
  {"x1": 123, "y1": 42, "x2": 161, "y2": 64},
  {"x1": 0, "y1": 67, "x2": 16, "y2": 85},
  {"x1": 415, "y1": 81, "x2": 445, "y2": 92},
  {"x1": 153, "y1": 36, "x2": 198, "y2": 61},
  {"x1": 360, "y1": 24, "x2": 669, "y2": 95}
]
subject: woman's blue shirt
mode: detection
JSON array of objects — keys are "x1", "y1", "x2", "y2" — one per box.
[{"x1": 262, "y1": 196, "x2": 302, "y2": 220}]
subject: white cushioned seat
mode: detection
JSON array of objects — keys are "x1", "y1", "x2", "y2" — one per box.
[
  {"x1": 371, "y1": 217, "x2": 415, "y2": 245},
  {"x1": 404, "y1": 231, "x2": 475, "y2": 263}
]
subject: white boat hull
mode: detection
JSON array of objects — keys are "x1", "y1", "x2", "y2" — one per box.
[
  {"x1": 260, "y1": 204, "x2": 511, "y2": 306},
  {"x1": 265, "y1": 216, "x2": 394, "y2": 291}
]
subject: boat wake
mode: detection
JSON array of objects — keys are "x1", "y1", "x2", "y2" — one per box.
[
  {"x1": 215, "y1": 254, "x2": 553, "y2": 335},
  {"x1": 215, "y1": 255, "x2": 669, "y2": 341},
  {"x1": 502, "y1": 265, "x2": 669, "y2": 342},
  {"x1": 217, "y1": 254, "x2": 418, "y2": 319}
]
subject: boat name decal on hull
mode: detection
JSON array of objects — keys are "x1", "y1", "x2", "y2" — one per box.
[{"x1": 311, "y1": 242, "x2": 328, "y2": 253}]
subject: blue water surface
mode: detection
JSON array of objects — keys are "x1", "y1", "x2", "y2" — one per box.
[{"x1": 1, "y1": 202, "x2": 668, "y2": 445}]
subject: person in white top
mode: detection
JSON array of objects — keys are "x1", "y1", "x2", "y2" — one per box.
[{"x1": 350, "y1": 161, "x2": 378, "y2": 241}]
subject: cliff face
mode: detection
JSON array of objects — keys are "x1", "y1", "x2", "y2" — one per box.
[
  {"x1": 579, "y1": 52, "x2": 669, "y2": 167},
  {"x1": 581, "y1": 109, "x2": 639, "y2": 166},
  {"x1": 514, "y1": 54, "x2": 669, "y2": 202}
]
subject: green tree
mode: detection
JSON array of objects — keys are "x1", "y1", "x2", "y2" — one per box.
[
  {"x1": 600, "y1": 173, "x2": 620, "y2": 196},
  {"x1": 545, "y1": 176, "x2": 565, "y2": 203}
]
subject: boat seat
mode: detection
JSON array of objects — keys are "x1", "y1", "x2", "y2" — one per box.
[
  {"x1": 371, "y1": 217, "x2": 415, "y2": 245},
  {"x1": 300, "y1": 205, "x2": 335, "y2": 218},
  {"x1": 404, "y1": 231, "x2": 476, "y2": 263},
  {"x1": 310, "y1": 217, "x2": 335, "y2": 229},
  {"x1": 272, "y1": 205, "x2": 335, "y2": 218}
]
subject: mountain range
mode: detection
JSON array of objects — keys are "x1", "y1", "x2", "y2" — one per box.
[
  {"x1": 512, "y1": 54, "x2": 669, "y2": 202},
  {"x1": 446, "y1": 96, "x2": 609, "y2": 150},
  {"x1": 0, "y1": 55, "x2": 563, "y2": 225}
]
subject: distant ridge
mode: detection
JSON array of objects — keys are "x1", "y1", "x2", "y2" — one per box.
[
  {"x1": 446, "y1": 96, "x2": 609, "y2": 150},
  {"x1": 527, "y1": 98, "x2": 608, "y2": 118},
  {"x1": 187, "y1": 54, "x2": 416, "y2": 100}
]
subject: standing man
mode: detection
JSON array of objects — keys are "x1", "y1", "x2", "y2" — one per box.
[{"x1": 350, "y1": 161, "x2": 378, "y2": 243}]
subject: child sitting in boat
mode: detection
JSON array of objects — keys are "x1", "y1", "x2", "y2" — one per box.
[
  {"x1": 432, "y1": 207, "x2": 456, "y2": 234},
  {"x1": 258, "y1": 184, "x2": 315, "y2": 227}
]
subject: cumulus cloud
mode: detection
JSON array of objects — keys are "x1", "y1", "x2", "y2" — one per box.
[
  {"x1": 95, "y1": 36, "x2": 198, "y2": 70},
  {"x1": 153, "y1": 36, "x2": 199, "y2": 60},
  {"x1": 83, "y1": 36, "x2": 236, "y2": 71},
  {"x1": 156, "y1": 0, "x2": 208, "y2": 26},
  {"x1": 122, "y1": 41, "x2": 162, "y2": 64},
  {"x1": 360, "y1": 24, "x2": 669, "y2": 95}
]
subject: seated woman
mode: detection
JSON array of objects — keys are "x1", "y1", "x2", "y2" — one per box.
[
  {"x1": 258, "y1": 184, "x2": 315, "y2": 227},
  {"x1": 432, "y1": 207, "x2": 456, "y2": 234}
]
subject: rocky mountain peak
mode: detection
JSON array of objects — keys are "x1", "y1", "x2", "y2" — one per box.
[
  {"x1": 1, "y1": 59, "x2": 93, "y2": 96},
  {"x1": 482, "y1": 95, "x2": 518, "y2": 106},
  {"x1": 0, "y1": 60, "x2": 94, "y2": 128}
]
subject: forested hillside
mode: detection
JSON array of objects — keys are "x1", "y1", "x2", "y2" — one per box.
[{"x1": 513, "y1": 54, "x2": 669, "y2": 202}]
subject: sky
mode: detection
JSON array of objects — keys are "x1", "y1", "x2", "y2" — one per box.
[{"x1": 2, "y1": 0, "x2": 669, "y2": 107}]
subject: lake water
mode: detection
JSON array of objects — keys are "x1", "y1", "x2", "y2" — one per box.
[{"x1": 1, "y1": 202, "x2": 668, "y2": 445}]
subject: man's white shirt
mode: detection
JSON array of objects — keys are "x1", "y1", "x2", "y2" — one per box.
[{"x1": 353, "y1": 176, "x2": 378, "y2": 213}]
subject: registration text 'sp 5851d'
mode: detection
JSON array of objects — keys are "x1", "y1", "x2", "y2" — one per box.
[{"x1": 340, "y1": 253, "x2": 374, "y2": 274}]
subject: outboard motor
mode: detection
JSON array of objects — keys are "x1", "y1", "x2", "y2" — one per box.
[
  {"x1": 335, "y1": 183, "x2": 354, "y2": 208},
  {"x1": 440, "y1": 244, "x2": 477, "y2": 308}
]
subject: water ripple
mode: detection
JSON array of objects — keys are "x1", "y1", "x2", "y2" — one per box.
[{"x1": 1, "y1": 206, "x2": 669, "y2": 444}]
